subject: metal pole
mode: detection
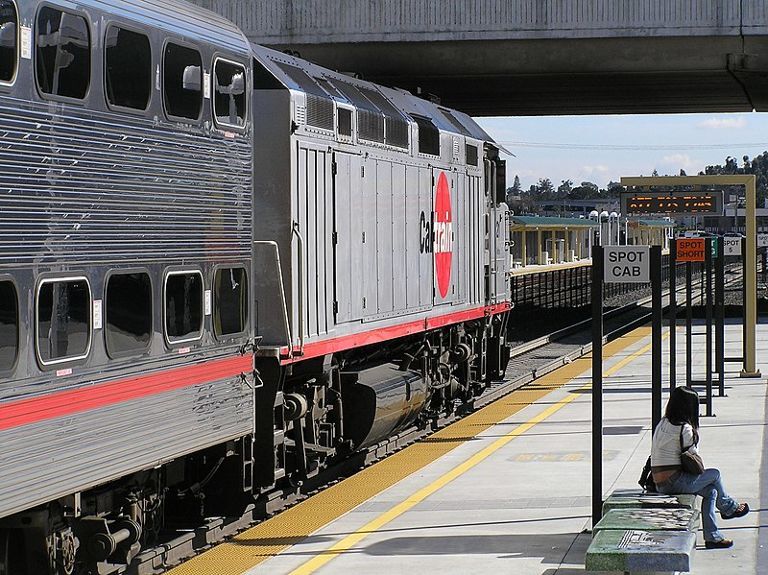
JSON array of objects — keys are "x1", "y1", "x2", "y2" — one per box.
[
  {"x1": 686, "y1": 261, "x2": 693, "y2": 388},
  {"x1": 669, "y1": 238, "x2": 677, "y2": 391},
  {"x1": 715, "y1": 237, "x2": 725, "y2": 396},
  {"x1": 743, "y1": 177, "x2": 761, "y2": 377},
  {"x1": 592, "y1": 246, "x2": 604, "y2": 529},
  {"x1": 742, "y1": 236, "x2": 747, "y2": 371},
  {"x1": 705, "y1": 238, "x2": 713, "y2": 416},
  {"x1": 651, "y1": 246, "x2": 663, "y2": 430}
]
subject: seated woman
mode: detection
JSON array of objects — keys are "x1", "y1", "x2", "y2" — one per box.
[{"x1": 651, "y1": 386, "x2": 749, "y2": 549}]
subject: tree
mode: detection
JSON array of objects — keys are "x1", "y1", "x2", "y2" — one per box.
[
  {"x1": 506, "y1": 175, "x2": 523, "y2": 205},
  {"x1": 704, "y1": 152, "x2": 768, "y2": 206},
  {"x1": 557, "y1": 179, "x2": 573, "y2": 198},
  {"x1": 569, "y1": 181, "x2": 600, "y2": 200},
  {"x1": 536, "y1": 178, "x2": 555, "y2": 198},
  {"x1": 606, "y1": 181, "x2": 624, "y2": 197}
]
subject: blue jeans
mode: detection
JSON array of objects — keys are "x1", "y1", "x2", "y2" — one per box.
[{"x1": 657, "y1": 468, "x2": 738, "y2": 542}]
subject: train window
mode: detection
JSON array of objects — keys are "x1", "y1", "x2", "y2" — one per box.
[
  {"x1": 36, "y1": 278, "x2": 91, "y2": 365},
  {"x1": 213, "y1": 268, "x2": 248, "y2": 337},
  {"x1": 106, "y1": 272, "x2": 152, "y2": 357},
  {"x1": 213, "y1": 59, "x2": 247, "y2": 128},
  {"x1": 466, "y1": 144, "x2": 478, "y2": 166},
  {"x1": 337, "y1": 108, "x2": 352, "y2": 137},
  {"x1": 0, "y1": 281, "x2": 18, "y2": 370},
  {"x1": 163, "y1": 42, "x2": 202, "y2": 121},
  {"x1": 0, "y1": 1, "x2": 18, "y2": 84},
  {"x1": 105, "y1": 26, "x2": 151, "y2": 111},
  {"x1": 36, "y1": 7, "x2": 90, "y2": 100},
  {"x1": 164, "y1": 271, "x2": 203, "y2": 343},
  {"x1": 413, "y1": 115, "x2": 440, "y2": 156}
]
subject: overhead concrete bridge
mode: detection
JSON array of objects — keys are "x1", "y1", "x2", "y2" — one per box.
[{"x1": 193, "y1": 0, "x2": 768, "y2": 115}]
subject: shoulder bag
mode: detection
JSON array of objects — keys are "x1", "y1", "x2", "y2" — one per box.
[
  {"x1": 680, "y1": 426, "x2": 705, "y2": 475},
  {"x1": 638, "y1": 455, "x2": 657, "y2": 492}
]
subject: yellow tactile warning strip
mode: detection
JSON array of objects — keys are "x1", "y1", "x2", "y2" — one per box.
[{"x1": 167, "y1": 326, "x2": 653, "y2": 575}]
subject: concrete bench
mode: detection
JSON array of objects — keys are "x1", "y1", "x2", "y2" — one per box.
[
  {"x1": 586, "y1": 528, "x2": 696, "y2": 574},
  {"x1": 602, "y1": 490, "x2": 697, "y2": 514},
  {"x1": 586, "y1": 491, "x2": 700, "y2": 574}
]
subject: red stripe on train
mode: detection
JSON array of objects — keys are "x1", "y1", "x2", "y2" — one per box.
[
  {"x1": 0, "y1": 354, "x2": 253, "y2": 432},
  {"x1": 279, "y1": 302, "x2": 512, "y2": 364}
]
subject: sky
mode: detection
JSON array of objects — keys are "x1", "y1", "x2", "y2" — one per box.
[{"x1": 475, "y1": 112, "x2": 768, "y2": 192}]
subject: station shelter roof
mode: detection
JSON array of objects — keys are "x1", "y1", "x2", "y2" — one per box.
[
  {"x1": 510, "y1": 216, "x2": 599, "y2": 231},
  {"x1": 629, "y1": 219, "x2": 676, "y2": 228}
]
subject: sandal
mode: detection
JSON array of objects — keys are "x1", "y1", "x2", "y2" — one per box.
[{"x1": 721, "y1": 502, "x2": 749, "y2": 520}]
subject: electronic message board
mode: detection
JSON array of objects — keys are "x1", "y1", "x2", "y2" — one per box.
[{"x1": 621, "y1": 191, "x2": 723, "y2": 215}]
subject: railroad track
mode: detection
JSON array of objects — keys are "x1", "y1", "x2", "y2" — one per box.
[{"x1": 130, "y1": 267, "x2": 743, "y2": 575}]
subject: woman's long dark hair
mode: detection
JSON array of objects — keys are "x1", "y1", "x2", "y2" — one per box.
[{"x1": 665, "y1": 386, "x2": 700, "y2": 441}]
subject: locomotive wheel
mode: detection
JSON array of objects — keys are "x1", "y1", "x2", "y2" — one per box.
[{"x1": 0, "y1": 528, "x2": 26, "y2": 575}]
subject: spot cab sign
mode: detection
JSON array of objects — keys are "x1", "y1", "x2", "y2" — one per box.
[{"x1": 604, "y1": 246, "x2": 650, "y2": 283}]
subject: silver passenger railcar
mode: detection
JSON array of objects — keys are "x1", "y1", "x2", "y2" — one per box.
[{"x1": 0, "y1": 1, "x2": 255, "y2": 573}]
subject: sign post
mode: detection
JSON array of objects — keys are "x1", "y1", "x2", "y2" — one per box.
[
  {"x1": 675, "y1": 238, "x2": 705, "y2": 389},
  {"x1": 704, "y1": 238, "x2": 714, "y2": 416},
  {"x1": 714, "y1": 237, "x2": 725, "y2": 396},
  {"x1": 669, "y1": 238, "x2": 677, "y2": 391},
  {"x1": 650, "y1": 246, "x2": 663, "y2": 430},
  {"x1": 593, "y1": 245, "x2": 654, "y2": 530},
  {"x1": 591, "y1": 246, "x2": 604, "y2": 530}
]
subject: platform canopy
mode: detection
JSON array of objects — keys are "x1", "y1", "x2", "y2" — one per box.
[
  {"x1": 510, "y1": 216, "x2": 599, "y2": 231},
  {"x1": 630, "y1": 219, "x2": 677, "y2": 228}
]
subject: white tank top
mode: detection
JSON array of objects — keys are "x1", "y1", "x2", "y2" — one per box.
[{"x1": 651, "y1": 418, "x2": 698, "y2": 467}]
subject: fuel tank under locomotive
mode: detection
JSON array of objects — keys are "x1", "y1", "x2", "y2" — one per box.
[{"x1": 340, "y1": 364, "x2": 429, "y2": 449}]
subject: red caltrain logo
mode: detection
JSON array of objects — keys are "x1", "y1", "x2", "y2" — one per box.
[
  {"x1": 419, "y1": 171, "x2": 454, "y2": 299},
  {"x1": 434, "y1": 172, "x2": 453, "y2": 298}
]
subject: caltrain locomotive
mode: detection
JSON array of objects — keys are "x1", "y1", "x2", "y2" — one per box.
[{"x1": 0, "y1": 1, "x2": 512, "y2": 573}]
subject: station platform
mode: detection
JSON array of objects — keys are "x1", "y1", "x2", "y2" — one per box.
[{"x1": 167, "y1": 321, "x2": 768, "y2": 575}]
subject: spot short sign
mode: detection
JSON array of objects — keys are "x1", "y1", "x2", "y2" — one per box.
[
  {"x1": 604, "y1": 246, "x2": 650, "y2": 283},
  {"x1": 723, "y1": 237, "x2": 742, "y2": 256},
  {"x1": 676, "y1": 238, "x2": 706, "y2": 262}
]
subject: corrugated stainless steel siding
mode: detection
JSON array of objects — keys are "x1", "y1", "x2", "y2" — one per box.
[
  {"x1": 0, "y1": 98, "x2": 252, "y2": 268},
  {"x1": 72, "y1": 0, "x2": 250, "y2": 53},
  {"x1": 191, "y1": 1, "x2": 767, "y2": 42},
  {"x1": 0, "y1": 378, "x2": 252, "y2": 520}
]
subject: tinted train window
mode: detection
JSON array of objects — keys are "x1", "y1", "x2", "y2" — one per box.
[
  {"x1": 106, "y1": 272, "x2": 152, "y2": 356},
  {"x1": 0, "y1": 281, "x2": 18, "y2": 370},
  {"x1": 466, "y1": 144, "x2": 478, "y2": 166},
  {"x1": 165, "y1": 272, "x2": 203, "y2": 342},
  {"x1": 337, "y1": 108, "x2": 352, "y2": 137},
  {"x1": 164, "y1": 43, "x2": 202, "y2": 121},
  {"x1": 36, "y1": 7, "x2": 90, "y2": 100},
  {"x1": 413, "y1": 115, "x2": 440, "y2": 156},
  {"x1": 214, "y1": 267, "x2": 248, "y2": 337},
  {"x1": 37, "y1": 279, "x2": 91, "y2": 365},
  {"x1": 105, "y1": 26, "x2": 151, "y2": 110},
  {"x1": 213, "y1": 59, "x2": 246, "y2": 128},
  {"x1": 0, "y1": 1, "x2": 17, "y2": 83}
]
